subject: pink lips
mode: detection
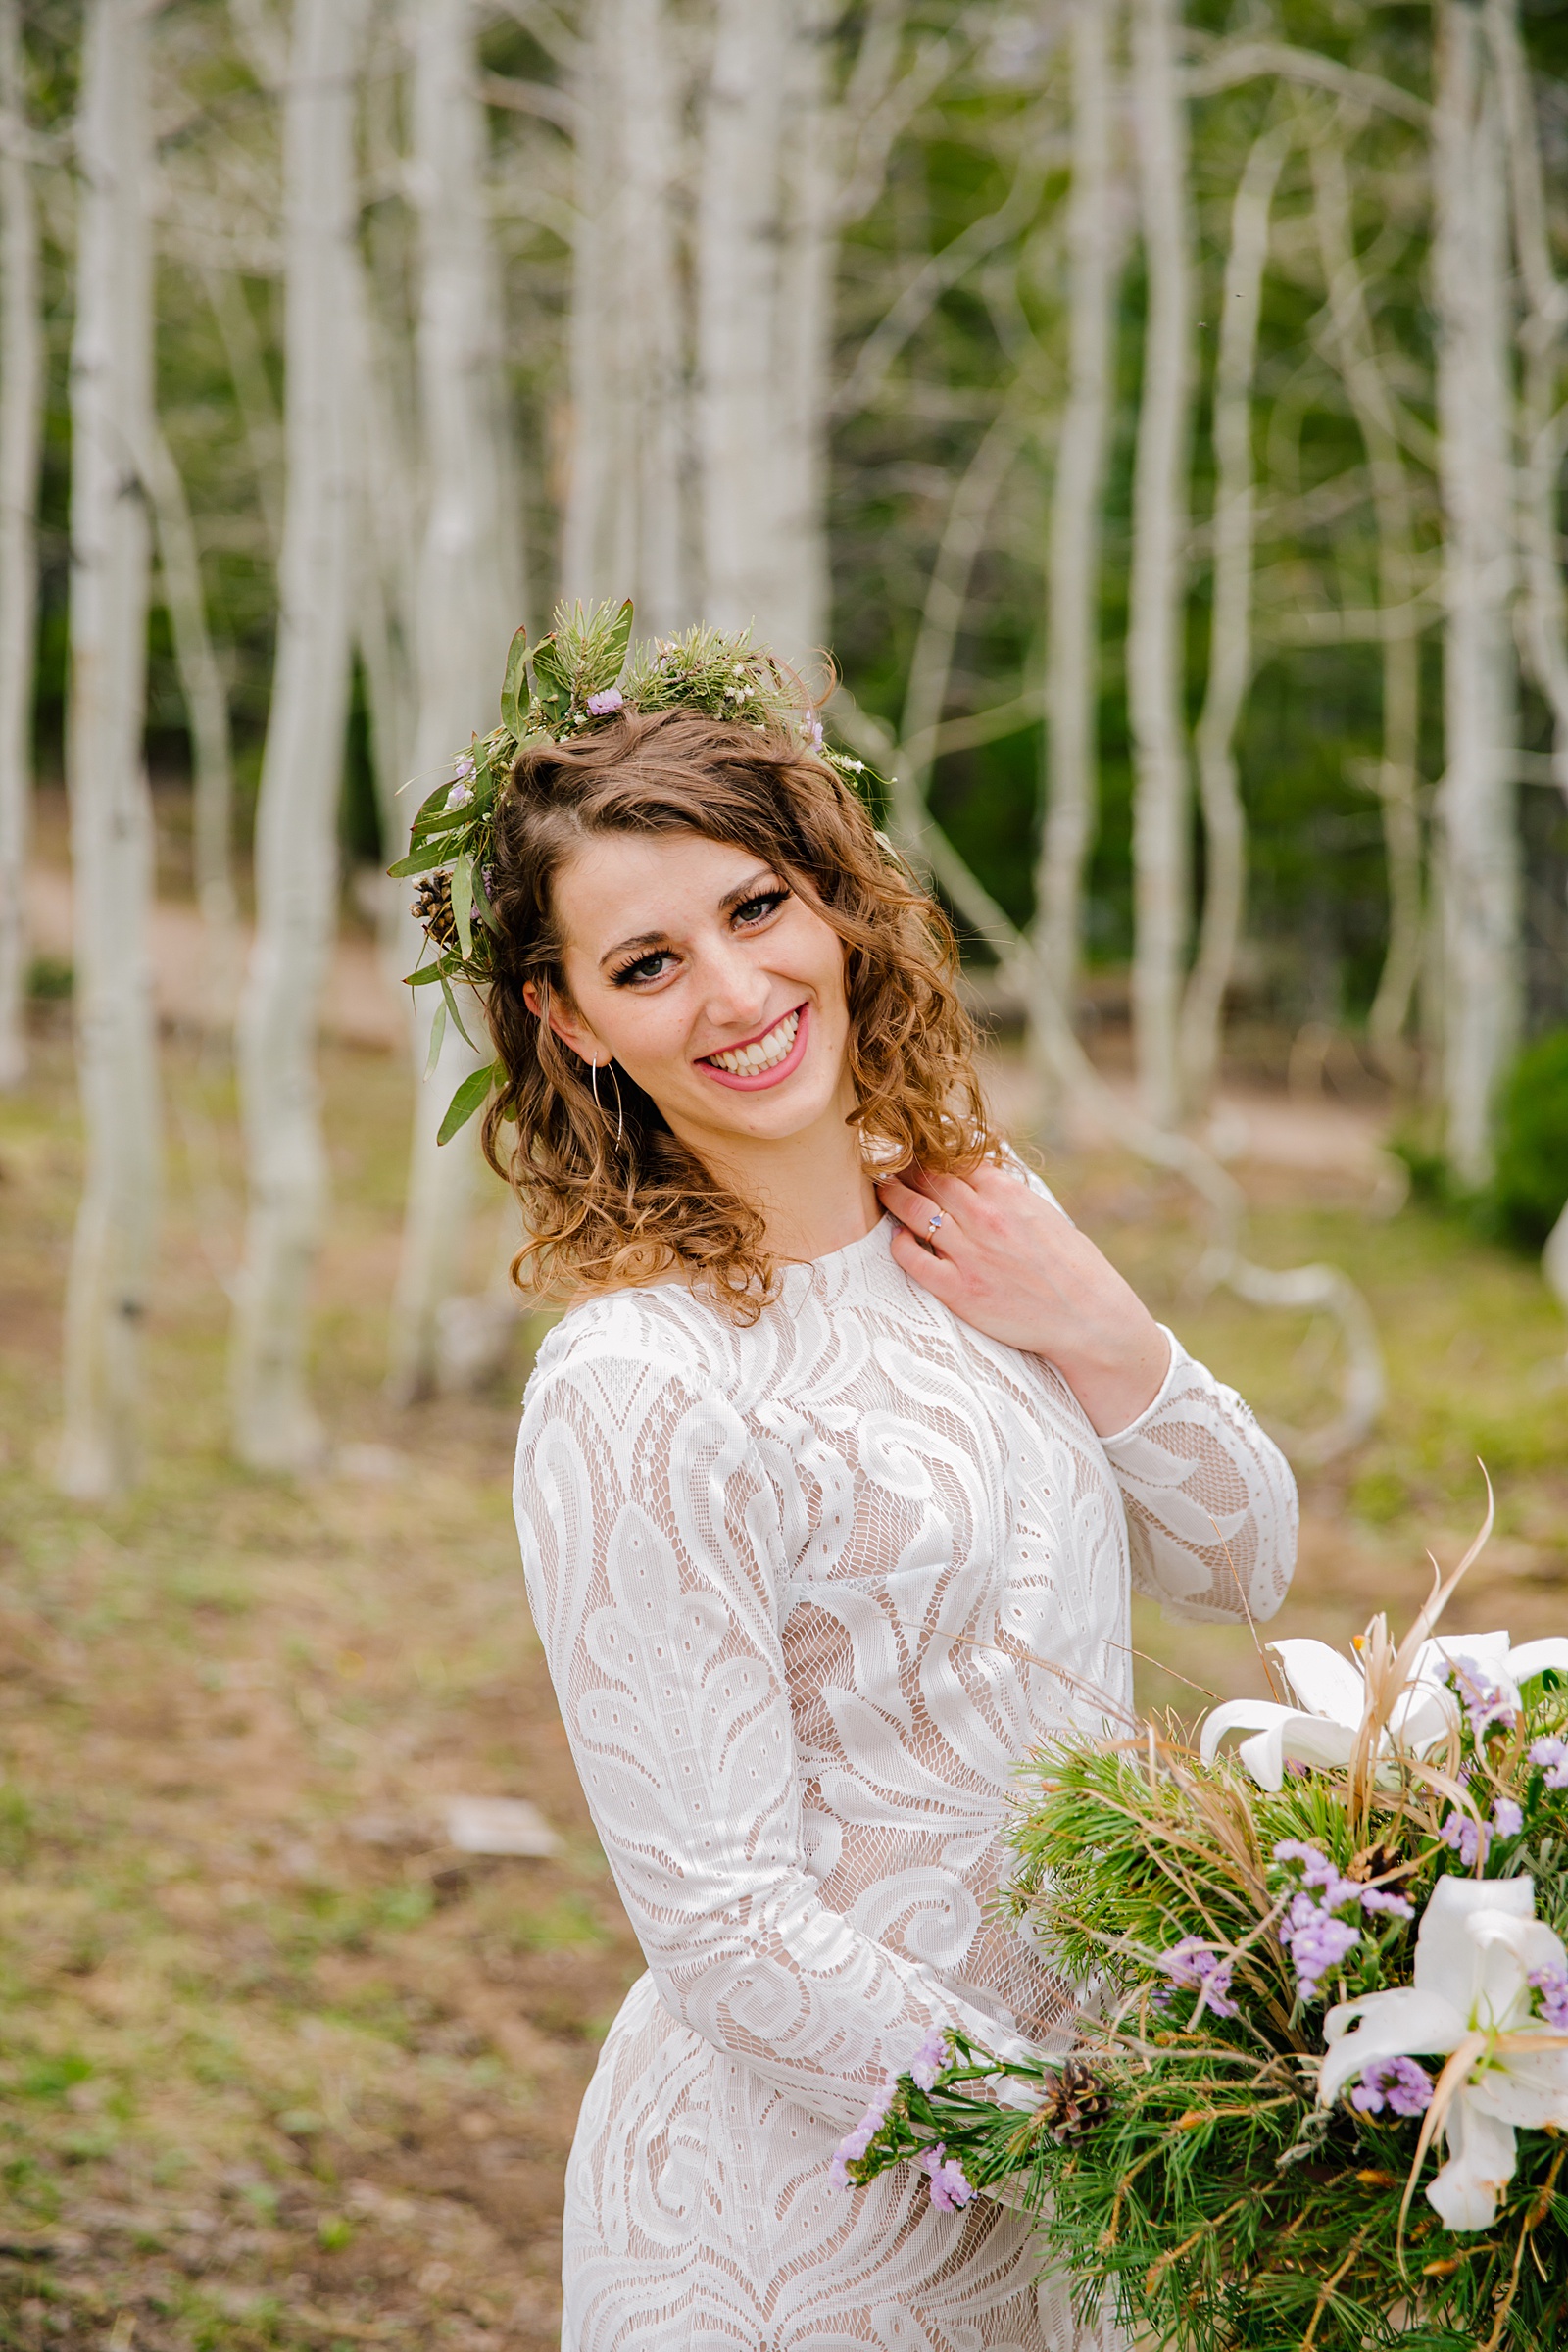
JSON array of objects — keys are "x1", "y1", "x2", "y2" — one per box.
[{"x1": 698, "y1": 1003, "x2": 811, "y2": 1092}]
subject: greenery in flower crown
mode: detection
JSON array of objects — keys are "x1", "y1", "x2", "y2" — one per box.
[
  {"x1": 388, "y1": 597, "x2": 871, "y2": 1144},
  {"x1": 838, "y1": 1502, "x2": 1568, "y2": 2352}
]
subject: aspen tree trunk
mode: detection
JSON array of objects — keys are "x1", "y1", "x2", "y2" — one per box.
[
  {"x1": 697, "y1": 0, "x2": 786, "y2": 644},
  {"x1": 770, "y1": 0, "x2": 834, "y2": 666},
  {"x1": 1178, "y1": 123, "x2": 1288, "y2": 1109},
  {"x1": 386, "y1": 0, "x2": 523, "y2": 1405},
  {"x1": 58, "y1": 0, "x2": 160, "y2": 1499},
  {"x1": 1126, "y1": 0, "x2": 1194, "y2": 1130},
  {"x1": 1431, "y1": 2, "x2": 1519, "y2": 1189},
  {"x1": 231, "y1": 0, "x2": 366, "y2": 1471},
  {"x1": 0, "y1": 0, "x2": 40, "y2": 1089},
  {"x1": 1487, "y1": 0, "x2": 1568, "y2": 804},
  {"x1": 1034, "y1": 0, "x2": 1119, "y2": 1032},
  {"x1": 1310, "y1": 133, "x2": 1424, "y2": 1076},
  {"x1": 142, "y1": 425, "x2": 238, "y2": 1016},
  {"x1": 563, "y1": 0, "x2": 687, "y2": 634}
]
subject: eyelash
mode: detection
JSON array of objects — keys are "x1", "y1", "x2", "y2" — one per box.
[{"x1": 608, "y1": 888, "x2": 789, "y2": 988}]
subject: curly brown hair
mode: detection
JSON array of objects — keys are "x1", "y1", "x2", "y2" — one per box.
[{"x1": 480, "y1": 706, "x2": 1000, "y2": 1314}]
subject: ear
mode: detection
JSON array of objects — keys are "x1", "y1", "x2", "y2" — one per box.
[{"x1": 522, "y1": 977, "x2": 605, "y2": 1068}]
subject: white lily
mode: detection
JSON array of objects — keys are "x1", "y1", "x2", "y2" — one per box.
[
  {"x1": 1317, "y1": 1877, "x2": 1568, "y2": 2231},
  {"x1": 1200, "y1": 1630, "x2": 1568, "y2": 1793}
]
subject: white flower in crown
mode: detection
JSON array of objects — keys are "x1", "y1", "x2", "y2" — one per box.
[
  {"x1": 1317, "y1": 1877, "x2": 1568, "y2": 2230},
  {"x1": 1200, "y1": 1630, "x2": 1568, "y2": 1793}
]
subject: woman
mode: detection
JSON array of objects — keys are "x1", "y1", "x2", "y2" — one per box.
[{"x1": 484, "y1": 665, "x2": 1298, "y2": 2350}]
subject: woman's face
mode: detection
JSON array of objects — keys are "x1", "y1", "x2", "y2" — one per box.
[{"x1": 532, "y1": 830, "x2": 858, "y2": 1159}]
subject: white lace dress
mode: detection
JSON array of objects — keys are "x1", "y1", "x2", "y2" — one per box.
[{"x1": 514, "y1": 1202, "x2": 1298, "y2": 2351}]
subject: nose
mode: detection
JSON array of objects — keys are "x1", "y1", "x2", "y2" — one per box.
[{"x1": 693, "y1": 933, "x2": 772, "y2": 1034}]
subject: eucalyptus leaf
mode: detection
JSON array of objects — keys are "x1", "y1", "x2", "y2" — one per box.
[
  {"x1": 423, "y1": 998, "x2": 449, "y2": 1079},
  {"x1": 438, "y1": 968, "x2": 480, "y2": 1053},
  {"x1": 387, "y1": 845, "x2": 455, "y2": 880},
  {"x1": 406, "y1": 961, "x2": 444, "y2": 986},
  {"x1": 437, "y1": 1062, "x2": 496, "y2": 1147},
  {"x1": 500, "y1": 625, "x2": 529, "y2": 735},
  {"x1": 452, "y1": 854, "x2": 475, "y2": 959}
]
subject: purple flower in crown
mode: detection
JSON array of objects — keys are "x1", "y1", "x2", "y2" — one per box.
[
  {"x1": 1530, "y1": 1735, "x2": 1568, "y2": 1790},
  {"x1": 1350, "y1": 2055, "x2": 1434, "y2": 2119},
  {"x1": 916, "y1": 2143, "x2": 973, "y2": 2212},
  {"x1": 480, "y1": 864, "x2": 495, "y2": 901},
  {"x1": 1156, "y1": 1936, "x2": 1239, "y2": 2020},
  {"x1": 586, "y1": 688, "x2": 624, "y2": 717},
  {"x1": 444, "y1": 778, "x2": 473, "y2": 811},
  {"x1": 803, "y1": 714, "x2": 825, "y2": 751}
]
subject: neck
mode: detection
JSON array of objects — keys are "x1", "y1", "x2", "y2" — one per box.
[{"x1": 670, "y1": 1081, "x2": 882, "y2": 1267}]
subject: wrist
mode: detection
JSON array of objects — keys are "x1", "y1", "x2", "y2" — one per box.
[{"x1": 1054, "y1": 1319, "x2": 1170, "y2": 1440}]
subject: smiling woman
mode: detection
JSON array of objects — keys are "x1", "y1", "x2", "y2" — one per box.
[{"x1": 489, "y1": 637, "x2": 1298, "y2": 2352}]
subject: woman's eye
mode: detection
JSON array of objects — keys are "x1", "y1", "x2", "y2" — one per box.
[
  {"x1": 733, "y1": 890, "x2": 788, "y2": 929},
  {"x1": 612, "y1": 951, "x2": 674, "y2": 987}
]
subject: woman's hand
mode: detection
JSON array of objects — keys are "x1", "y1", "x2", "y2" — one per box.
[{"x1": 875, "y1": 1161, "x2": 1170, "y2": 1439}]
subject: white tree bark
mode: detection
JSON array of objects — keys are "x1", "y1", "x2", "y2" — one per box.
[
  {"x1": 1126, "y1": 0, "x2": 1194, "y2": 1129},
  {"x1": 1178, "y1": 122, "x2": 1289, "y2": 1110},
  {"x1": 1487, "y1": 0, "x2": 1568, "y2": 808},
  {"x1": 141, "y1": 424, "x2": 239, "y2": 1016},
  {"x1": 1309, "y1": 130, "x2": 1424, "y2": 1078},
  {"x1": 231, "y1": 0, "x2": 366, "y2": 1471},
  {"x1": 1034, "y1": 0, "x2": 1119, "y2": 1034},
  {"x1": 696, "y1": 0, "x2": 834, "y2": 668},
  {"x1": 0, "y1": 0, "x2": 40, "y2": 1089},
  {"x1": 386, "y1": 0, "x2": 524, "y2": 1405},
  {"x1": 58, "y1": 0, "x2": 160, "y2": 1499},
  {"x1": 1432, "y1": 1, "x2": 1520, "y2": 1189},
  {"x1": 563, "y1": 0, "x2": 688, "y2": 635}
]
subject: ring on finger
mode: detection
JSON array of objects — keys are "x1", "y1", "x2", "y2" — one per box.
[{"x1": 926, "y1": 1209, "x2": 945, "y2": 1240}]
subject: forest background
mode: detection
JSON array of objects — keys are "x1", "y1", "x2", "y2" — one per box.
[{"x1": 1, "y1": 2, "x2": 1567, "y2": 2348}]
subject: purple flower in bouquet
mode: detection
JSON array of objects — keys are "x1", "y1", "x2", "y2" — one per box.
[
  {"x1": 1282, "y1": 1892, "x2": 1362, "y2": 1999},
  {"x1": 1449, "y1": 1657, "x2": 1518, "y2": 1738},
  {"x1": 908, "y1": 2028, "x2": 949, "y2": 2092},
  {"x1": 1530, "y1": 1735, "x2": 1568, "y2": 1790},
  {"x1": 1273, "y1": 1839, "x2": 1362, "y2": 1911},
  {"x1": 829, "y1": 2075, "x2": 898, "y2": 2191},
  {"x1": 1492, "y1": 1797, "x2": 1523, "y2": 1840},
  {"x1": 586, "y1": 688, "x2": 624, "y2": 716},
  {"x1": 1529, "y1": 1967, "x2": 1568, "y2": 2032},
  {"x1": 1440, "y1": 1811, "x2": 1489, "y2": 1868},
  {"x1": 916, "y1": 2143, "x2": 974, "y2": 2212},
  {"x1": 1350, "y1": 2055, "x2": 1434, "y2": 2119},
  {"x1": 1156, "y1": 1936, "x2": 1239, "y2": 2020}
]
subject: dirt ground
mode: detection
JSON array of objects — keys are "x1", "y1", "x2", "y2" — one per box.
[{"x1": 1, "y1": 978, "x2": 1565, "y2": 2349}]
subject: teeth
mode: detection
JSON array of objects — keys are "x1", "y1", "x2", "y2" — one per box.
[{"x1": 709, "y1": 1009, "x2": 800, "y2": 1076}]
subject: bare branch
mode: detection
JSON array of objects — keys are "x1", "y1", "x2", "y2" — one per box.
[{"x1": 1187, "y1": 39, "x2": 1429, "y2": 130}]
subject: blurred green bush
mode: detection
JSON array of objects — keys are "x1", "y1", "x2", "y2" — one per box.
[{"x1": 1493, "y1": 1028, "x2": 1568, "y2": 1249}]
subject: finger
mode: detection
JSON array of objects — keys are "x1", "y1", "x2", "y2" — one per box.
[
  {"x1": 908, "y1": 1164, "x2": 984, "y2": 1214},
  {"x1": 874, "y1": 1174, "x2": 952, "y2": 1244},
  {"x1": 888, "y1": 1220, "x2": 966, "y2": 1301}
]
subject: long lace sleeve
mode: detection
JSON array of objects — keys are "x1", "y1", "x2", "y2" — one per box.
[
  {"x1": 1099, "y1": 1332, "x2": 1298, "y2": 1625},
  {"x1": 514, "y1": 1342, "x2": 1033, "y2": 2134}
]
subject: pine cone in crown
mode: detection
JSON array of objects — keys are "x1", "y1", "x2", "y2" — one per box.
[
  {"x1": 412, "y1": 869, "x2": 457, "y2": 950},
  {"x1": 1038, "y1": 2059, "x2": 1109, "y2": 2142}
]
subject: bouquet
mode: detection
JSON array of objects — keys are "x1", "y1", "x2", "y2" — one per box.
[{"x1": 835, "y1": 1501, "x2": 1568, "y2": 2350}]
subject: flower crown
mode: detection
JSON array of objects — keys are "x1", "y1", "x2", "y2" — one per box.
[{"x1": 390, "y1": 597, "x2": 871, "y2": 1142}]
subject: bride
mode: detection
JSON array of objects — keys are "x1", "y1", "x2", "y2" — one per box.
[{"x1": 480, "y1": 662, "x2": 1298, "y2": 2349}]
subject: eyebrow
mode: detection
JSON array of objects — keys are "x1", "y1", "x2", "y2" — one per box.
[{"x1": 597, "y1": 868, "x2": 786, "y2": 970}]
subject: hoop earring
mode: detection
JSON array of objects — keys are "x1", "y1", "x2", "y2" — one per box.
[
  {"x1": 609, "y1": 1062, "x2": 624, "y2": 1149},
  {"x1": 590, "y1": 1056, "x2": 602, "y2": 1115}
]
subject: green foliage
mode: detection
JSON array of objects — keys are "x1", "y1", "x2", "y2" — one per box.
[{"x1": 1492, "y1": 1031, "x2": 1568, "y2": 1250}]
